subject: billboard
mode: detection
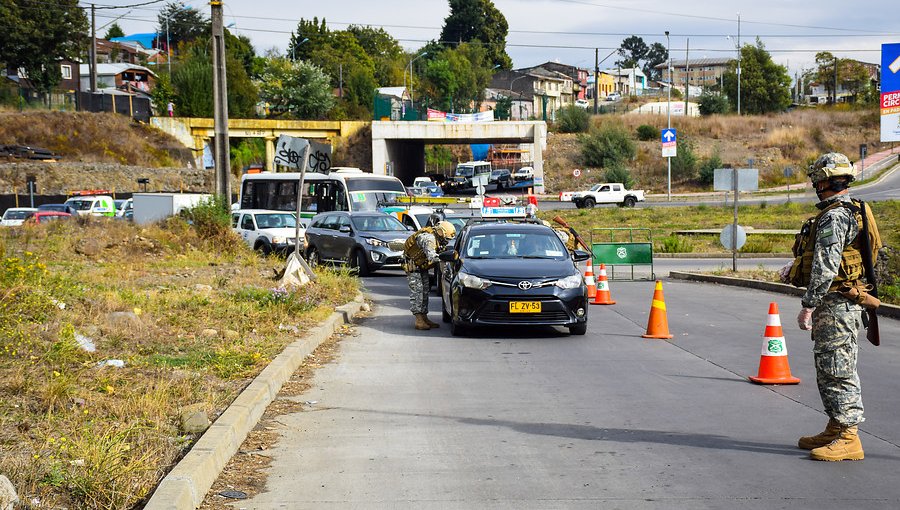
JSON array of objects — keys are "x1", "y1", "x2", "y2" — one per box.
[{"x1": 881, "y1": 43, "x2": 900, "y2": 142}]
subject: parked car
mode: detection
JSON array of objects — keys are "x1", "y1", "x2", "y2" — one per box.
[
  {"x1": 231, "y1": 210, "x2": 302, "y2": 256},
  {"x1": 37, "y1": 203, "x2": 79, "y2": 215},
  {"x1": 438, "y1": 221, "x2": 591, "y2": 336},
  {"x1": 387, "y1": 205, "x2": 437, "y2": 231},
  {"x1": 64, "y1": 194, "x2": 116, "y2": 217},
  {"x1": 574, "y1": 99, "x2": 590, "y2": 109},
  {"x1": 571, "y1": 182, "x2": 645, "y2": 208},
  {"x1": 0, "y1": 207, "x2": 37, "y2": 226},
  {"x1": 114, "y1": 198, "x2": 133, "y2": 218},
  {"x1": 606, "y1": 92, "x2": 621, "y2": 101},
  {"x1": 27, "y1": 212, "x2": 72, "y2": 224},
  {"x1": 304, "y1": 211, "x2": 413, "y2": 276},
  {"x1": 489, "y1": 169, "x2": 512, "y2": 190}
]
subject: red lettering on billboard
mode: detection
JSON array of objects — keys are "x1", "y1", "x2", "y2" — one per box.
[{"x1": 882, "y1": 91, "x2": 900, "y2": 109}]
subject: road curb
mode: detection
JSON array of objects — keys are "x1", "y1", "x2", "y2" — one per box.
[
  {"x1": 143, "y1": 293, "x2": 367, "y2": 510},
  {"x1": 670, "y1": 271, "x2": 900, "y2": 320}
]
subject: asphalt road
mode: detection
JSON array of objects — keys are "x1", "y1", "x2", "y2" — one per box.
[{"x1": 239, "y1": 269, "x2": 900, "y2": 509}]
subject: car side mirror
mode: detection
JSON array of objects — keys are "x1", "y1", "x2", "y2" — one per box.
[
  {"x1": 339, "y1": 225, "x2": 351, "y2": 234},
  {"x1": 438, "y1": 249, "x2": 457, "y2": 262},
  {"x1": 572, "y1": 250, "x2": 591, "y2": 262}
]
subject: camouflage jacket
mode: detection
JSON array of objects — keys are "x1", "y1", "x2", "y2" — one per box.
[{"x1": 801, "y1": 194, "x2": 860, "y2": 309}]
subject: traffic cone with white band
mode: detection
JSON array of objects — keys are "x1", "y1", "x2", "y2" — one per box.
[
  {"x1": 592, "y1": 263, "x2": 616, "y2": 305},
  {"x1": 583, "y1": 258, "x2": 596, "y2": 299},
  {"x1": 749, "y1": 302, "x2": 800, "y2": 384}
]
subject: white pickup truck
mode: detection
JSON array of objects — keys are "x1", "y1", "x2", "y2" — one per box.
[{"x1": 570, "y1": 183, "x2": 645, "y2": 208}]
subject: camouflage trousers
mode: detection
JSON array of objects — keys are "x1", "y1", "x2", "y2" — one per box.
[
  {"x1": 811, "y1": 293, "x2": 865, "y2": 427},
  {"x1": 407, "y1": 268, "x2": 431, "y2": 315}
]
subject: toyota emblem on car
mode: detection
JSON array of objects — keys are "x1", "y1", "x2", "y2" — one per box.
[{"x1": 518, "y1": 281, "x2": 533, "y2": 290}]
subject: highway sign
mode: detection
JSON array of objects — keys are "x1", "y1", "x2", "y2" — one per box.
[
  {"x1": 661, "y1": 129, "x2": 677, "y2": 158},
  {"x1": 573, "y1": 168, "x2": 582, "y2": 178},
  {"x1": 881, "y1": 43, "x2": 900, "y2": 142}
]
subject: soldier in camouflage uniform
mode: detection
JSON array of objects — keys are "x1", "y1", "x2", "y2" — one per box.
[
  {"x1": 783, "y1": 152, "x2": 881, "y2": 461},
  {"x1": 403, "y1": 221, "x2": 456, "y2": 330}
]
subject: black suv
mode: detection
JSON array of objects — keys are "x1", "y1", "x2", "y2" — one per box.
[
  {"x1": 489, "y1": 169, "x2": 512, "y2": 190},
  {"x1": 305, "y1": 211, "x2": 413, "y2": 276},
  {"x1": 438, "y1": 222, "x2": 591, "y2": 336}
]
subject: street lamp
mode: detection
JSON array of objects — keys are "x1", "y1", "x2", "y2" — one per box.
[
  {"x1": 509, "y1": 73, "x2": 530, "y2": 120},
  {"x1": 291, "y1": 37, "x2": 309, "y2": 61},
  {"x1": 407, "y1": 51, "x2": 427, "y2": 109},
  {"x1": 736, "y1": 13, "x2": 741, "y2": 115},
  {"x1": 665, "y1": 31, "x2": 671, "y2": 201}
]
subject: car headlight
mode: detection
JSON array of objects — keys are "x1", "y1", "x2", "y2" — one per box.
[
  {"x1": 555, "y1": 273, "x2": 583, "y2": 289},
  {"x1": 458, "y1": 271, "x2": 491, "y2": 290},
  {"x1": 272, "y1": 236, "x2": 286, "y2": 244},
  {"x1": 365, "y1": 238, "x2": 387, "y2": 247}
]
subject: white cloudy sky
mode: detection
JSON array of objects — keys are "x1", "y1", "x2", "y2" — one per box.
[{"x1": 94, "y1": 0, "x2": 898, "y2": 76}]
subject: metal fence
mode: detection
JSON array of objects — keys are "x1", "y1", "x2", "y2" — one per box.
[{"x1": 77, "y1": 92, "x2": 151, "y2": 122}]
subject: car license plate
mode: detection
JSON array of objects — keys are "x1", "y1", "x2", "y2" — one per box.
[{"x1": 509, "y1": 301, "x2": 541, "y2": 313}]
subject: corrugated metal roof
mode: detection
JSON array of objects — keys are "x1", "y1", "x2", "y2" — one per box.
[{"x1": 655, "y1": 57, "x2": 734, "y2": 69}]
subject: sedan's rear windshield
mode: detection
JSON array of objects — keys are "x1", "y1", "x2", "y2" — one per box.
[
  {"x1": 3, "y1": 210, "x2": 33, "y2": 220},
  {"x1": 464, "y1": 231, "x2": 566, "y2": 259}
]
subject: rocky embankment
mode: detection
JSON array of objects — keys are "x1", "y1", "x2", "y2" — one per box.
[{"x1": 0, "y1": 162, "x2": 220, "y2": 194}]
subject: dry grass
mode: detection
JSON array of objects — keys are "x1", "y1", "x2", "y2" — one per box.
[
  {"x1": 0, "y1": 217, "x2": 360, "y2": 509},
  {"x1": 546, "y1": 108, "x2": 883, "y2": 194},
  {"x1": 0, "y1": 111, "x2": 191, "y2": 167}
]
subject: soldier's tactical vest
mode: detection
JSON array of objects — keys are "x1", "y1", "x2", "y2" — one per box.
[
  {"x1": 404, "y1": 227, "x2": 437, "y2": 269},
  {"x1": 788, "y1": 199, "x2": 882, "y2": 289}
]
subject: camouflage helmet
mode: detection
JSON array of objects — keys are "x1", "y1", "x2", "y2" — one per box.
[
  {"x1": 808, "y1": 152, "x2": 856, "y2": 184},
  {"x1": 434, "y1": 220, "x2": 456, "y2": 240}
]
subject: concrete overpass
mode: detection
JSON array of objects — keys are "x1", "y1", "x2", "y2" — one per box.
[
  {"x1": 372, "y1": 120, "x2": 547, "y2": 192},
  {"x1": 150, "y1": 117, "x2": 368, "y2": 171}
]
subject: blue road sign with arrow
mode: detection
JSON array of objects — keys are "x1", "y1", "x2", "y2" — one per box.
[{"x1": 661, "y1": 128, "x2": 677, "y2": 157}]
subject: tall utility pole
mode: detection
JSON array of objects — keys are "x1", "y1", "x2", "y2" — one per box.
[
  {"x1": 90, "y1": 4, "x2": 97, "y2": 92},
  {"x1": 594, "y1": 48, "x2": 599, "y2": 115},
  {"x1": 833, "y1": 55, "x2": 838, "y2": 105},
  {"x1": 736, "y1": 13, "x2": 741, "y2": 115},
  {"x1": 684, "y1": 38, "x2": 690, "y2": 116},
  {"x1": 665, "y1": 31, "x2": 672, "y2": 201},
  {"x1": 210, "y1": 1, "x2": 231, "y2": 200}
]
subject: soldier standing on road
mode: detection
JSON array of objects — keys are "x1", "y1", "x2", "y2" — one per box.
[
  {"x1": 783, "y1": 152, "x2": 883, "y2": 462},
  {"x1": 403, "y1": 221, "x2": 456, "y2": 330}
]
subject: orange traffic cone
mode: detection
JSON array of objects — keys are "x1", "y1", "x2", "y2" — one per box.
[
  {"x1": 592, "y1": 263, "x2": 616, "y2": 305},
  {"x1": 642, "y1": 280, "x2": 673, "y2": 339},
  {"x1": 749, "y1": 302, "x2": 800, "y2": 385},
  {"x1": 583, "y1": 258, "x2": 596, "y2": 299}
]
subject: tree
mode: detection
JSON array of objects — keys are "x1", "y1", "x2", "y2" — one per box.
[
  {"x1": 670, "y1": 138, "x2": 698, "y2": 181},
  {"x1": 104, "y1": 22, "x2": 125, "y2": 40},
  {"x1": 171, "y1": 42, "x2": 258, "y2": 118},
  {"x1": 151, "y1": 73, "x2": 175, "y2": 115},
  {"x1": 0, "y1": 0, "x2": 88, "y2": 96},
  {"x1": 841, "y1": 59, "x2": 870, "y2": 102},
  {"x1": 439, "y1": 0, "x2": 512, "y2": 69},
  {"x1": 722, "y1": 39, "x2": 791, "y2": 114},
  {"x1": 157, "y1": 2, "x2": 209, "y2": 49},
  {"x1": 348, "y1": 25, "x2": 406, "y2": 87},
  {"x1": 616, "y1": 36, "x2": 648, "y2": 69},
  {"x1": 814, "y1": 51, "x2": 837, "y2": 102},
  {"x1": 421, "y1": 43, "x2": 491, "y2": 112},
  {"x1": 697, "y1": 90, "x2": 730, "y2": 115},
  {"x1": 579, "y1": 124, "x2": 635, "y2": 168},
  {"x1": 257, "y1": 58, "x2": 335, "y2": 119},
  {"x1": 556, "y1": 105, "x2": 590, "y2": 133},
  {"x1": 644, "y1": 42, "x2": 668, "y2": 81},
  {"x1": 494, "y1": 95, "x2": 512, "y2": 120}
]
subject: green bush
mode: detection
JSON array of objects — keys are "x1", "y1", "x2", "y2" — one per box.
[
  {"x1": 698, "y1": 91, "x2": 730, "y2": 116},
  {"x1": 698, "y1": 153, "x2": 722, "y2": 185},
  {"x1": 657, "y1": 235, "x2": 693, "y2": 253},
  {"x1": 579, "y1": 124, "x2": 636, "y2": 168},
  {"x1": 636, "y1": 124, "x2": 656, "y2": 141},
  {"x1": 557, "y1": 105, "x2": 590, "y2": 133},
  {"x1": 181, "y1": 195, "x2": 239, "y2": 250},
  {"x1": 670, "y1": 138, "x2": 698, "y2": 180},
  {"x1": 604, "y1": 163, "x2": 635, "y2": 189}
]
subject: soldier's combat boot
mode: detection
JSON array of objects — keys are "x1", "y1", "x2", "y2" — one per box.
[
  {"x1": 423, "y1": 315, "x2": 440, "y2": 328},
  {"x1": 414, "y1": 314, "x2": 431, "y2": 330},
  {"x1": 798, "y1": 418, "x2": 842, "y2": 450},
  {"x1": 810, "y1": 426, "x2": 864, "y2": 461}
]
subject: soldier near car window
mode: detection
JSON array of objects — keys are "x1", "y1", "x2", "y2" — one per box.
[
  {"x1": 781, "y1": 152, "x2": 883, "y2": 462},
  {"x1": 403, "y1": 221, "x2": 456, "y2": 330}
]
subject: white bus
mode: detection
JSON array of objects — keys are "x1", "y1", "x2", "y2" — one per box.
[
  {"x1": 238, "y1": 168, "x2": 407, "y2": 226},
  {"x1": 447, "y1": 161, "x2": 492, "y2": 192}
]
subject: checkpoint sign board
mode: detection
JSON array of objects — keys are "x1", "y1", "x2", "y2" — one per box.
[
  {"x1": 881, "y1": 43, "x2": 900, "y2": 142},
  {"x1": 661, "y1": 129, "x2": 677, "y2": 157}
]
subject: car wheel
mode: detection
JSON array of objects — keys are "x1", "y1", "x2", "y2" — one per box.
[
  {"x1": 583, "y1": 197, "x2": 596, "y2": 208},
  {"x1": 574, "y1": 200, "x2": 583, "y2": 209},
  {"x1": 255, "y1": 241, "x2": 272, "y2": 256},
  {"x1": 351, "y1": 249, "x2": 370, "y2": 276},
  {"x1": 307, "y1": 246, "x2": 320, "y2": 267},
  {"x1": 624, "y1": 196, "x2": 636, "y2": 207},
  {"x1": 568, "y1": 322, "x2": 588, "y2": 335}
]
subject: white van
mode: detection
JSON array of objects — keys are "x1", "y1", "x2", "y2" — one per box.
[{"x1": 64, "y1": 195, "x2": 116, "y2": 217}]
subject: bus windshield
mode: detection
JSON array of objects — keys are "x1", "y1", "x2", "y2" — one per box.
[
  {"x1": 345, "y1": 178, "x2": 405, "y2": 193},
  {"x1": 349, "y1": 191, "x2": 405, "y2": 211}
]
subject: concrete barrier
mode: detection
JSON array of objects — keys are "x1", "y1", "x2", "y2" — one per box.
[{"x1": 144, "y1": 294, "x2": 367, "y2": 510}]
